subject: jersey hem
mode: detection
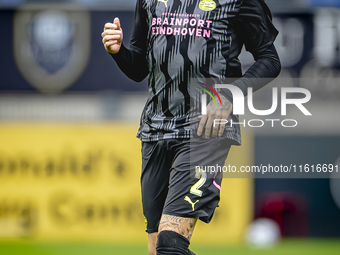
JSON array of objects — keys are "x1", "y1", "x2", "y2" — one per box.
[{"x1": 136, "y1": 132, "x2": 241, "y2": 145}]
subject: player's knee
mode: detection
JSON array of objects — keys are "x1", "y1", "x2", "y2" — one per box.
[{"x1": 156, "y1": 230, "x2": 189, "y2": 255}]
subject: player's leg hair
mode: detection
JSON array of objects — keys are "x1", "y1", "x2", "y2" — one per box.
[
  {"x1": 156, "y1": 214, "x2": 197, "y2": 255},
  {"x1": 148, "y1": 232, "x2": 158, "y2": 255},
  {"x1": 159, "y1": 214, "x2": 197, "y2": 240}
]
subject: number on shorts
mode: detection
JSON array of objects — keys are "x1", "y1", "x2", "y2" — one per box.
[{"x1": 190, "y1": 168, "x2": 207, "y2": 197}]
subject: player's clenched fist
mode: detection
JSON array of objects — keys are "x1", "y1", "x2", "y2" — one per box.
[{"x1": 101, "y1": 17, "x2": 123, "y2": 54}]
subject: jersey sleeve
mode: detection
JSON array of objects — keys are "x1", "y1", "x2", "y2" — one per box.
[
  {"x1": 110, "y1": 0, "x2": 149, "y2": 82},
  {"x1": 129, "y1": 0, "x2": 148, "y2": 56},
  {"x1": 219, "y1": 0, "x2": 281, "y2": 102},
  {"x1": 235, "y1": 0, "x2": 278, "y2": 55}
]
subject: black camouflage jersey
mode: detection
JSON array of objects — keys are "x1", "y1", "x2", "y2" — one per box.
[{"x1": 111, "y1": 0, "x2": 280, "y2": 143}]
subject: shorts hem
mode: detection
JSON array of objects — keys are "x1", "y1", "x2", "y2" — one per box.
[
  {"x1": 146, "y1": 228, "x2": 159, "y2": 233},
  {"x1": 162, "y1": 211, "x2": 210, "y2": 223}
]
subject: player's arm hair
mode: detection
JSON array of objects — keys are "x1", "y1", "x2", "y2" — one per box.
[
  {"x1": 220, "y1": 0, "x2": 281, "y2": 102},
  {"x1": 110, "y1": 0, "x2": 149, "y2": 82}
]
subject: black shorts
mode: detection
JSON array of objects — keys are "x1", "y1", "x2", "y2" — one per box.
[{"x1": 141, "y1": 137, "x2": 232, "y2": 233}]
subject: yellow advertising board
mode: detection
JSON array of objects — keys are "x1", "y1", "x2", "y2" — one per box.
[{"x1": 0, "y1": 123, "x2": 253, "y2": 244}]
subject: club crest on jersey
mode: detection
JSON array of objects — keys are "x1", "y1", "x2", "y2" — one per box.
[
  {"x1": 158, "y1": 0, "x2": 169, "y2": 8},
  {"x1": 199, "y1": 0, "x2": 216, "y2": 11},
  {"x1": 13, "y1": 4, "x2": 90, "y2": 94}
]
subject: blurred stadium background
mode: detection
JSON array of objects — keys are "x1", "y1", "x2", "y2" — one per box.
[{"x1": 0, "y1": 0, "x2": 340, "y2": 254}]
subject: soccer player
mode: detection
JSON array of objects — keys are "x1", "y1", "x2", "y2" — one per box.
[{"x1": 101, "y1": 0, "x2": 281, "y2": 254}]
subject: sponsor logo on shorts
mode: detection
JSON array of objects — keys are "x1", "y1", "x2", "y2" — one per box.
[{"x1": 184, "y1": 196, "x2": 199, "y2": 211}]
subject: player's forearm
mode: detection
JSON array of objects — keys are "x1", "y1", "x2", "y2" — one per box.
[
  {"x1": 110, "y1": 43, "x2": 149, "y2": 82},
  {"x1": 234, "y1": 45, "x2": 281, "y2": 95},
  {"x1": 220, "y1": 44, "x2": 281, "y2": 102}
]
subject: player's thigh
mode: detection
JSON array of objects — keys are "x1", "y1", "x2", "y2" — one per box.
[
  {"x1": 162, "y1": 138, "x2": 232, "y2": 224},
  {"x1": 141, "y1": 141, "x2": 171, "y2": 233}
]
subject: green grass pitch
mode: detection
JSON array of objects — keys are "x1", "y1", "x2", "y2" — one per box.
[{"x1": 0, "y1": 239, "x2": 339, "y2": 255}]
